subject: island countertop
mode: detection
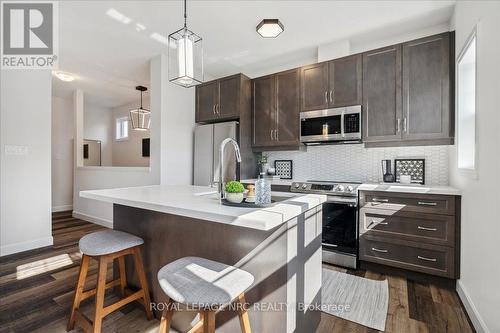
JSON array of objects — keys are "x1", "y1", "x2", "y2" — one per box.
[{"x1": 80, "y1": 185, "x2": 326, "y2": 231}]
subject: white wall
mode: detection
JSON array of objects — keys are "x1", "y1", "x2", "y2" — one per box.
[
  {"x1": 83, "y1": 102, "x2": 113, "y2": 166},
  {"x1": 449, "y1": 2, "x2": 500, "y2": 332},
  {"x1": 0, "y1": 70, "x2": 53, "y2": 256},
  {"x1": 52, "y1": 96, "x2": 74, "y2": 212},
  {"x1": 73, "y1": 54, "x2": 194, "y2": 226},
  {"x1": 112, "y1": 97, "x2": 150, "y2": 167}
]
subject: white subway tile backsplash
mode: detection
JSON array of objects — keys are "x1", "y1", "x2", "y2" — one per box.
[{"x1": 265, "y1": 145, "x2": 449, "y2": 185}]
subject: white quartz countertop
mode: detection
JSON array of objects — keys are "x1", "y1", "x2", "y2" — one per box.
[
  {"x1": 80, "y1": 185, "x2": 326, "y2": 231},
  {"x1": 358, "y1": 183, "x2": 461, "y2": 196}
]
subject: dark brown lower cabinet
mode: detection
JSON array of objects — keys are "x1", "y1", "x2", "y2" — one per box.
[
  {"x1": 252, "y1": 69, "x2": 300, "y2": 150},
  {"x1": 359, "y1": 191, "x2": 460, "y2": 279}
]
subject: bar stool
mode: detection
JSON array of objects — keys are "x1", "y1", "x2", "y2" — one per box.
[
  {"x1": 67, "y1": 230, "x2": 153, "y2": 333},
  {"x1": 157, "y1": 257, "x2": 254, "y2": 333}
]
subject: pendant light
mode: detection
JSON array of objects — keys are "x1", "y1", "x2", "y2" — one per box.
[
  {"x1": 129, "y1": 86, "x2": 151, "y2": 131},
  {"x1": 168, "y1": 0, "x2": 203, "y2": 87}
]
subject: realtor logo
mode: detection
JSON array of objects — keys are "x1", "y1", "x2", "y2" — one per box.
[{"x1": 1, "y1": 1, "x2": 58, "y2": 68}]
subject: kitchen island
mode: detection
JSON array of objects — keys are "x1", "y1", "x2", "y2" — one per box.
[{"x1": 80, "y1": 185, "x2": 326, "y2": 333}]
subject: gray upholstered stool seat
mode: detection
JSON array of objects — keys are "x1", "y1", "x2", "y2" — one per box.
[
  {"x1": 157, "y1": 256, "x2": 254, "y2": 308},
  {"x1": 79, "y1": 230, "x2": 144, "y2": 256}
]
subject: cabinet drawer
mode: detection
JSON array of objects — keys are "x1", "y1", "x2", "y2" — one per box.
[
  {"x1": 359, "y1": 208, "x2": 454, "y2": 246},
  {"x1": 359, "y1": 236, "x2": 455, "y2": 278},
  {"x1": 360, "y1": 191, "x2": 456, "y2": 215}
]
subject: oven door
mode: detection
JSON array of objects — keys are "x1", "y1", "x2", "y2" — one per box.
[
  {"x1": 300, "y1": 109, "x2": 343, "y2": 143},
  {"x1": 321, "y1": 199, "x2": 358, "y2": 255}
]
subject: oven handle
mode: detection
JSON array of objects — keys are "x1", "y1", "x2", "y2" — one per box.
[{"x1": 325, "y1": 197, "x2": 358, "y2": 207}]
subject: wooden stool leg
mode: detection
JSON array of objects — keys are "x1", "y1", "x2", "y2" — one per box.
[
  {"x1": 237, "y1": 293, "x2": 251, "y2": 333},
  {"x1": 186, "y1": 312, "x2": 204, "y2": 333},
  {"x1": 93, "y1": 255, "x2": 109, "y2": 333},
  {"x1": 67, "y1": 254, "x2": 90, "y2": 331},
  {"x1": 132, "y1": 246, "x2": 153, "y2": 320},
  {"x1": 117, "y1": 255, "x2": 127, "y2": 297},
  {"x1": 202, "y1": 311, "x2": 216, "y2": 333},
  {"x1": 159, "y1": 300, "x2": 174, "y2": 333}
]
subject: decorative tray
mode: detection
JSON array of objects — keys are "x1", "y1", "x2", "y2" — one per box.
[{"x1": 221, "y1": 199, "x2": 275, "y2": 208}]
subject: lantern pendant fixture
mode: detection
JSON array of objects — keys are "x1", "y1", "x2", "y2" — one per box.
[
  {"x1": 168, "y1": 0, "x2": 203, "y2": 88},
  {"x1": 129, "y1": 86, "x2": 151, "y2": 131}
]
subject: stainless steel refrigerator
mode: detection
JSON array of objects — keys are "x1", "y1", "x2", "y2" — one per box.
[{"x1": 194, "y1": 121, "x2": 239, "y2": 186}]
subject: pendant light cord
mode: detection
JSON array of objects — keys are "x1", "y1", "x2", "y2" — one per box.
[
  {"x1": 183, "y1": 0, "x2": 187, "y2": 28},
  {"x1": 140, "y1": 90, "x2": 143, "y2": 109}
]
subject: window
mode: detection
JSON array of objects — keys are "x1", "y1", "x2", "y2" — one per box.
[
  {"x1": 116, "y1": 117, "x2": 129, "y2": 140},
  {"x1": 457, "y1": 30, "x2": 477, "y2": 175}
]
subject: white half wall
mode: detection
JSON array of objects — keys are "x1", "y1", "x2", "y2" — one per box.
[
  {"x1": 449, "y1": 2, "x2": 500, "y2": 332},
  {"x1": 52, "y1": 96, "x2": 74, "y2": 212},
  {"x1": 0, "y1": 70, "x2": 53, "y2": 256}
]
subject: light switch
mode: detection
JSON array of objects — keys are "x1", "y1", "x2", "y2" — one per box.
[{"x1": 4, "y1": 145, "x2": 29, "y2": 155}]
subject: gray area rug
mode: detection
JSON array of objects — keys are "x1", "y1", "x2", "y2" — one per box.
[{"x1": 321, "y1": 268, "x2": 389, "y2": 331}]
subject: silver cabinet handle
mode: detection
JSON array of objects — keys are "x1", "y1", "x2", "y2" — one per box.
[
  {"x1": 270, "y1": 130, "x2": 273, "y2": 140},
  {"x1": 418, "y1": 226, "x2": 437, "y2": 231},
  {"x1": 397, "y1": 118, "x2": 401, "y2": 133},
  {"x1": 372, "y1": 198, "x2": 389, "y2": 203},
  {"x1": 418, "y1": 255, "x2": 437, "y2": 262},
  {"x1": 217, "y1": 104, "x2": 220, "y2": 115},
  {"x1": 213, "y1": 104, "x2": 216, "y2": 115},
  {"x1": 379, "y1": 222, "x2": 389, "y2": 225},
  {"x1": 418, "y1": 201, "x2": 438, "y2": 206},
  {"x1": 403, "y1": 118, "x2": 407, "y2": 132},
  {"x1": 275, "y1": 129, "x2": 279, "y2": 141},
  {"x1": 324, "y1": 91, "x2": 328, "y2": 103},
  {"x1": 329, "y1": 90, "x2": 333, "y2": 103},
  {"x1": 371, "y1": 247, "x2": 388, "y2": 253}
]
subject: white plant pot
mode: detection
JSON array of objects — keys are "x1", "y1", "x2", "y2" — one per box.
[{"x1": 225, "y1": 192, "x2": 244, "y2": 203}]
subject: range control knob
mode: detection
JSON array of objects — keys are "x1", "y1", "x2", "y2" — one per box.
[
  {"x1": 301, "y1": 183, "x2": 308, "y2": 189},
  {"x1": 294, "y1": 183, "x2": 300, "y2": 189},
  {"x1": 336, "y1": 185, "x2": 345, "y2": 192},
  {"x1": 346, "y1": 185, "x2": 354, "y2": 192}
]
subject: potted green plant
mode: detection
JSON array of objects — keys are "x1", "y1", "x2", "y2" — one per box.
[{"x1": 224, "y1": 180, "x2": 245, "y2": 203}]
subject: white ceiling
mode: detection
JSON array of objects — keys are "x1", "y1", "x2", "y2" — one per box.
[{"x1": 53, "y1": 0, "x2": 455, "y2": 108}]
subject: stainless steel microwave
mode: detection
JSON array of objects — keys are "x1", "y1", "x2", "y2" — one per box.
[{"x1": 300, "y1": 105, "x2": 362, "y2": 144}]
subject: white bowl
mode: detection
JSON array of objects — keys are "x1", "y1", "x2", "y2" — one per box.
[{"x1": 225, "y1": 192, "x2": 244, "y2": 203}]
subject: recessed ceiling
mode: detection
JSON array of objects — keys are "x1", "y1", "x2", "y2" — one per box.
[{"x1": 55, "y1": 0, "x2": 455, "y2": 108}]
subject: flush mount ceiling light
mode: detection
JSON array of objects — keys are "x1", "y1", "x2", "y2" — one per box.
[
  {"x1": 256, "y1": 19, "x2": 284, "y2": 38},
  {"x1": 54, "y1": 71, "x2": 75, "y2": 82},
  {"x1": 168, "y1": 0, "x2": 203, "y2": 88},
  {"x1": 129, "y1": 86, "x2": 151, "y2": 131}
]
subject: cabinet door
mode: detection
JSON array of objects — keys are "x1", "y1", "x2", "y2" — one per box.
[
  {"x1": 402, "y1": 33, "x2": 451, "y2": 141},
  {"x1": 252, "y1": 75, "x2": 276, "y2": 147},
  {"x1": 218, "y1": 75, "x2": 240, "y2": 119},
  {"x1": 362, "y1": 45, "x2": 403, "y2": 142},
  {"x1": 300, "y1": 62, "x2": 329, "y2": 111},
  {"x1": 276, "y1": 69, "x2": 300, "y2": 146},
  {"x1": 196, "y1": 81, "x2": 218, "y2": 122},
  {"x1": 329, "y1": 54, "x2": 362, "y2": 107}
]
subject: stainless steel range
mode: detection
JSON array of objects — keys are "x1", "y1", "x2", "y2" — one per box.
[{"x1": 290, "y1": 180, "x2": 360, "y2": 269}]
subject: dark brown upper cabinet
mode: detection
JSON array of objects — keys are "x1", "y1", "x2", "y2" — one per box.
[
  {"x1": 402, "y1": 32, "x2": 453, "y2": 143},
  {"x1": 196, "y1": 73, "x2": 248, "y2": 123},
  {"x1": 363, "y1": 32, "x2": 454, "y2": 147},
  {"x1": 252, "y1": 69, "x2": 300, "y2": 150},
  {"x1": 300, "y1": 54, "x2": 362, "y2": 112},
  {"x1": 329, "y1": 54, "x2": 362, "y2": 107},
  {"x1": 363, "y1": 45, "x2": 403, "y2": 143}
]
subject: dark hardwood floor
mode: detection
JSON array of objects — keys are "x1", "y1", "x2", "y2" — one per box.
[{"x1": 0, "y1": 211, "x2": 474, "y2": 333}]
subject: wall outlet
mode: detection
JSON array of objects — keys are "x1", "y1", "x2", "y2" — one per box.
[{"x1": 4, "y1": 145, "x2": 29, "y2": 155}]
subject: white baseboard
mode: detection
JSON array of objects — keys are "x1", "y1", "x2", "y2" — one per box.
[
  {"x1": 52, "y1": 204, "x2": 73, "y2": 212},
  {"x1": 457, "y1": 280, "x2": 490, "y2": 333},
  {"x1": 0, "y1": 236, "x2": 54, "y2": 257},
  {"x1": 73, "y1": 211, "x2": 113, "y2": 229}
]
